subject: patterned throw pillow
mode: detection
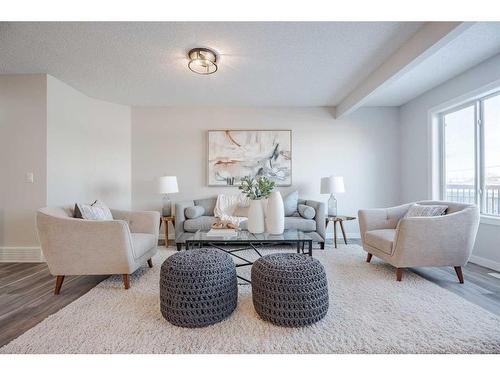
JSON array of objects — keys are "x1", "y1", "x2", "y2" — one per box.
[
  {"x1": 298, "y1": 204, "x2": 316, "y2": 219},
  {"x1": 74, "y1": 200, "x2": 113, "y2": 220},
  {"x1": 404, "y1": 204, "x2": 448, "y2": 218}
]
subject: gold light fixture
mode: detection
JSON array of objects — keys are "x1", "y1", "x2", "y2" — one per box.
[{"x1": 188, "y1": 47, "x2": 218, "y2": 75}]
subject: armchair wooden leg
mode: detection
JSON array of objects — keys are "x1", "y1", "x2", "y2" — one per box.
[
  {"x1": 54, "y1": 275, "x2": 65, "y2": 295},
  {"x1": 147, "y1": 258, "x2": 153, "y2": 268},
  {"x1": 366, "y1": 253, "x2": 372, "y2": 263},
  {"x1": 122, "y1": 274, "x2": 130, "y2": 289},
  {"x1": 396, "y1": 268, "x2": 403, "y2": 282},
  {"x1": 454, "y1": 266, "x2": 464, "y2": 284}
]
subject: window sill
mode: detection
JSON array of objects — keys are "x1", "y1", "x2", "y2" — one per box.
[{"x1": 480, "y1": 215, "x2": 500, "y2": 226}]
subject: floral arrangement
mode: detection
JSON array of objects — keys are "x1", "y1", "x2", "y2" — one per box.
[{"x1": 239, "y1": 176, "x2": 275, "y2": 200}]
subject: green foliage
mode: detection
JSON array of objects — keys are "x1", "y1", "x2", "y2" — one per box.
[{"x1": 239, "y1": 176, "x2": 275, "y2": 200}]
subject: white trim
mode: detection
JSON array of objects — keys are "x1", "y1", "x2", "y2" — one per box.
[
  {"x1": 480, "y1": 215, "x2": 500, "y2": 226},
  {"x1": 469, "y1": 255, "x2": 500, "y2": 272},
  {"x1": 325, "y1": 232, "x2": 360, "y2": 240},
  {"x1": 0, "y1": 247, "x2": 44, "y2": 263}
]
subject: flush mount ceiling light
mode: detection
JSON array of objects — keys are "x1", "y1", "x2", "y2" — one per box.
[{"x1": 188, "y1": 47, "x2": 218, "y2": 75}]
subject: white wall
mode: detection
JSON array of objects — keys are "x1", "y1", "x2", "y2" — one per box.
[
  {"x1": 131, "y1": 106, "x2": 401, "y2": 236},
  {"x1": 47, "y1": 75, "x2": 131, "y2": 209},
  {"x1": 400, "y1": 52, "x2": 500, "y2": 269},
  {"x1": 0, "y1": 74, "x2": 47, "y2": 249}
]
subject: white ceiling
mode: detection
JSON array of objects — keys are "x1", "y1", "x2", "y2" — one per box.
[
  {"x1": 364, "y1": 22, "x2": 500, "y2": 106},
  {"x1": 0, "y1": 22, "x2": 424, "y2": 106}
]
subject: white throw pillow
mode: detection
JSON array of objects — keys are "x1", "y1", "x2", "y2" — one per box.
[
  {"x1": 74, "y1": 200, "x2": 113, "y2": 220},
  {"x1": 404, "y1": 204, "x2": 448, "y2": 218}
]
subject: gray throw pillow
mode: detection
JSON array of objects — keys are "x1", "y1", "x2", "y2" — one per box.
[
  {"x1": 404, "y1": 204, "x2": 448, "y2": 218},
  {"x1": 283, "y1": 191, "x2": 299, "y2": 216},
  {"x1": 185, "y1": 206, "x2": 205, "y2": 219},
  {"x1": 298, "y1": 204, "x2": 316, "y2": 219}
]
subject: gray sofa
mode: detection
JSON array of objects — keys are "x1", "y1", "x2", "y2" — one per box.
[
  {"x1": 358, "y1": 200, "x2": 480, "y2": 282},
  {"x1": 175, "y1": 197, "x2": 326, "y2": 250}
]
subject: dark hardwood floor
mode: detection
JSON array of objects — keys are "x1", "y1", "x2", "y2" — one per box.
[
  {"x1": 0, "y1": 262, "x2": 107, "y2": 348},
  {"x1": 1, "y1": 241, "x2": 500, "y2": 348}
]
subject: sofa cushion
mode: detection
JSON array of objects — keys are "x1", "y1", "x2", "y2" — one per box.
[
  {"x1": 283, "y1": 191, "x2": 299, "y2": 216},
  {"x1": 131, "y1": 233, "x2": 156, "y2": 259},
  {"x1": 364, "y1": 229, "x2": 396, "y2": 255},
  {"x1": 185, "y1": 206, "x2": 205, "y2": 219},
  {"x1": 184, "y1": 216, "x2": 218, "y2": 232},
  {"x1": 298, "y1": 204, "x2": 316, "y2": 219},
  {"x1": 284, "y1": 217, "x2": 316, "y2": 232},
  {"x1": 193, "y1": 198, "x2": 217, "y2": 216}
]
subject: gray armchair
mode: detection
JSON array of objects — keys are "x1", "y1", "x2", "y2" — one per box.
[
  {"x1": 175, "y1": 197, "x2": 326, "y2": 250},
  {"x1": 36, "y1": 206, "x2": 160, "y2": 294},
  {"x1": 358, "y1": 200, "x2": 480, "y2": 282}
]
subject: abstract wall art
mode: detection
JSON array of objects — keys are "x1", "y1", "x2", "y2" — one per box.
[{"x1": 207, "y1": 130, "x2": 292, "y2": 186}]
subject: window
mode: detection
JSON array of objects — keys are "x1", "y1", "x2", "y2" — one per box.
[{"x1": 440, "y1": 90, "x2": 500, "y2": 217}]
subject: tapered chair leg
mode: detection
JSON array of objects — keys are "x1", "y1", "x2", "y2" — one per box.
[
  {"x1": 122, "y1": 274, "x2": 130, "y2": 289},
  {"x1": 396, "y1": 268, "x2": 403, "y2": 282},
  {"x1": 454, "y1": 266, "x2": 464, "y2": 284},
  {"x1": 147, "y1": 258, "x2": 153, "y2": 268},
  {"x1": 366, "y1": 253, "x2": 372, "y2": 263},
  {"x1": 54, "y1": 275, "x2": 65, "y2": 295}
]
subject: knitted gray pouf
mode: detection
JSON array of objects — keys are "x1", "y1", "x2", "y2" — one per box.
[
  {"x1": 160, "y1": 248, "x2": 238, "y2": 328},
  {"x1": 251, "y1": 253, "x2": 329, "y2": 327}
]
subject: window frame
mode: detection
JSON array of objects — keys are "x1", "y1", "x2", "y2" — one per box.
[{"x1": 438, "y1": 89, "x2": 500, "y2": 218}]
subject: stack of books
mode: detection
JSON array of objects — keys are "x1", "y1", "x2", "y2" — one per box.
[{"x1": 206, "y1": 228, "x2": 238, "y2": 237}]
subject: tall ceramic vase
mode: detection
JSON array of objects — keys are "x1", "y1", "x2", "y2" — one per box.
[
  {"x1": 265, "y1": 191, "x2": 285, "y2": 234},
  {"x1": 248, "y1": 199, "x2": 265, "y2": 234}
]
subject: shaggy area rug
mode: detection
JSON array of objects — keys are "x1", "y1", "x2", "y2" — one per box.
[{"x1": 2, "y1": 245, "x2": 500, "y2": 354}]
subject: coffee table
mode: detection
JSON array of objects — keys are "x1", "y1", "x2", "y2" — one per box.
[{"x1": 184, "y1": 230, "x2": 313, "y2": 283}]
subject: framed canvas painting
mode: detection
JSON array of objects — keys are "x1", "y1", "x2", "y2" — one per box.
[{"x1": 207, "y1": 130, "x2": 292, "y2": 186}]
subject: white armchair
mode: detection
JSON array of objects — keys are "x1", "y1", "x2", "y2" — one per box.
[
  {"x1": 358, "y1": 201, "x2": 480, "y2": 282},
  {"x1": 36, "y1": 206, "x2": 160, "y2": 294}
]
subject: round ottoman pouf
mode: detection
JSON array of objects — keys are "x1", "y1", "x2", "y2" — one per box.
[
  {"x1": 160, "y1": 248, "x2": 238, "y2": 328},
  {"x1": 251, "y1": 253, "x2": 329, "y2": 327}
]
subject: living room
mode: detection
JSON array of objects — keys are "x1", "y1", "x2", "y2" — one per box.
[{"x1": 1, "y1": 0, "x2": 500, "y2": 370}]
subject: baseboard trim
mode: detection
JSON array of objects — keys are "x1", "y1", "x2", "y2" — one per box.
[
  {"x1": 469, "y1": 255, "x2": 500, "y2": 272},
  {"x1": 0, "y1": 247, "x2": 44, "y2": 263},
  {"x1": 326, "y1": 232, "x2": 360, "y2": 240}
]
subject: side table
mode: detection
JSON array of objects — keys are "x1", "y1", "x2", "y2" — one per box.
[
  {"x1": 160, "y1": 216, "x2": 175, "y2": 248},
  {"x1": 325, "y1": 215, "x2": 356, "y2": 248}
]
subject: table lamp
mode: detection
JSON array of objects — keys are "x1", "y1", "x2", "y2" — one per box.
[
  {"x1": 320, "y1": 176, "x2": 345, "y2": 216},
  {"x1": 158, "y1": 176, "x2": 178, "y2": 216}
]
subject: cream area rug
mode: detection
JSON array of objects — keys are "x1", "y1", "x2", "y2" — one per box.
[{"x1": 2, "y1": 244, "x2": 500, "y2": 354}]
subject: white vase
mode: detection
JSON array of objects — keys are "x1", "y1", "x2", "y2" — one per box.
[
  {"x1": 265, "y1": 191, "x2": 285, "y2": 234},
  {"x1": 248, "y1": 199, "x2": 265, "y2": 234}
]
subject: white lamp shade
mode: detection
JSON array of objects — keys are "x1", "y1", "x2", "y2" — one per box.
[
  {"x1": 320, "y1": 176, "x2": 345, "y2": 194},
  {"x1": 158, "y1": 176, "x2": 179, "y2": 194}
]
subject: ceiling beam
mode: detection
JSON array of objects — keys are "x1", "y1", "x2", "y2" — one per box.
[{"x1": 335, "y1": 22, "x2": 474, "y2": 118}]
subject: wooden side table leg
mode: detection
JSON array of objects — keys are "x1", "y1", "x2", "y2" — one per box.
[
  {"x1": 165, "y1": 220, "x2": 169, "y2": 248},
  {"x1": 339, "y1": 220, "x2": 348, "y2": 245},
  {"x1": 333, "y1": 221, "x2": 337, "y2": 249}
]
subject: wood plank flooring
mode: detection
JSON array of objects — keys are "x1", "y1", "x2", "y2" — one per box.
[
  {"x1": 1, "y1": 242, "x2": 500, "y2": 348},
  {"x1": 0, "y1": 262, "x2": 107, "y2": 348}
]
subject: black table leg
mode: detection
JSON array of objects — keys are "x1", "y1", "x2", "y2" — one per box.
[
  {"x1": 309, "y1": 240, "x2": 312, "y2": 256},
  {"x1": 297, "y1": 242, "x2": 300, "y2": 254}
]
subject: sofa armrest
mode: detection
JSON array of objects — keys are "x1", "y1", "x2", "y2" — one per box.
[
  {"x1": 392, "y1": 207, "x2": 480, "y2": 267},
  {"x1": 175, "y1": 200, "x2": 195, "y2": 240},
  {"x1": 36, "y1": 212, "x2": 136, "y2": 275},
  {"x1": 358, "y1": 204, "x2": 411, "y2": 244},
  {"x1": 305, "y1": 200, "x2": 326, "y2": 241}
]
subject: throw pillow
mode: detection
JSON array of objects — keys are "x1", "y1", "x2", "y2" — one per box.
[
  {"x1": 185, "y1": 206, "x2": 205, "y2": 219},
  {"x1": 298, "y1": 204, "x2": 316, "y2": 219},
  {"x1": 404, "y1": 204, "x2": 448, "y2": 218},
  {"x1": 74, "y1": 200, "x2": 113, "y2": 220},
  {"x1": 283, "y1": 191, "x2": 299, "y2": 216}
]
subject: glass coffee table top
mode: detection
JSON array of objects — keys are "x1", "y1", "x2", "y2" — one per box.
[{"x1": 185, "y1": 229, "x2": 312, "y2": 243}]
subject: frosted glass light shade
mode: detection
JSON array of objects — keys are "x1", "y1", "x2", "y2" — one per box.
[
  {"x1": 158, "y1": 176, "x2": 179, "y2": 194},
  {"x1": 320, "y1": 176, "x2": 345, "y2": 194}
]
